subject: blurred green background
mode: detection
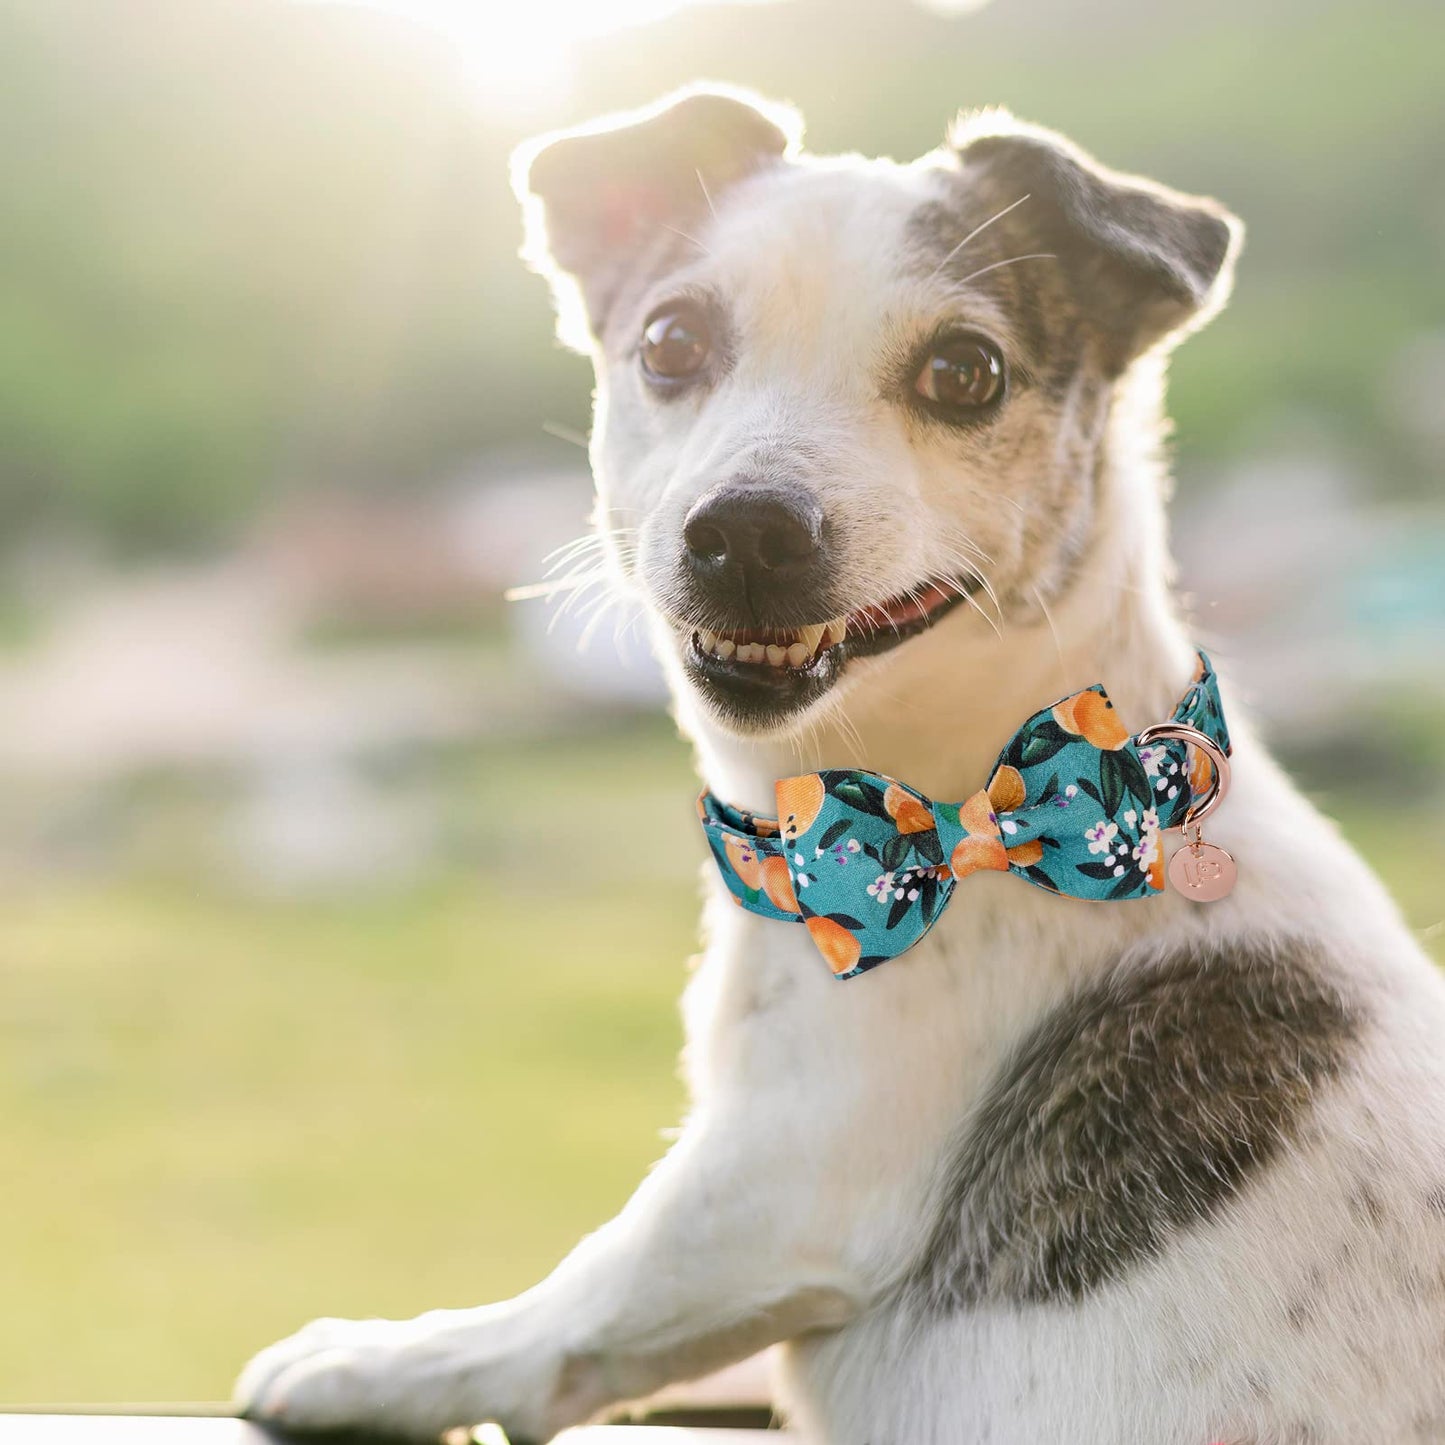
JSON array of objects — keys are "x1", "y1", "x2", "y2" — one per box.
[{"x1": 1, "y1": 0, "x2": 1442, "y2": 1404}]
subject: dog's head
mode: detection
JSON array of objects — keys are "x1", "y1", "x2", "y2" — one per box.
[{"x1": 514, "y1": 87, "x2": 1240, "y2": 739}]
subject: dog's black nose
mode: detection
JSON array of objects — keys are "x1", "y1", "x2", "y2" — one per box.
[{"x1": 683, "y1": 485, "x2": 825, "y2": 606}]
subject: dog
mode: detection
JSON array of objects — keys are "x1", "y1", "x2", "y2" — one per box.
[{"x1": 236, "y1": 87, "x2": 1445, "y2": 1444}]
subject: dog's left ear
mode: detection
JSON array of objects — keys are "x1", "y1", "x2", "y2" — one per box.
[
  {"x1": 950, "y1": 114, "x2": 1243, "y2": 371},
  {"x1": 515, "y1": 86, "x2": 802, "y2": 350}
]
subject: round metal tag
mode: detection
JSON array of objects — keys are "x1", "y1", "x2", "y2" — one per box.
[{"x1": 1167, "y1": 839, "x2": 1237, "y2": 902}]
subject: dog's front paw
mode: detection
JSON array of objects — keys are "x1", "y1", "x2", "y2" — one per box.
[{"x1": 236, "y1": 1314, "x2": 454, "y2": 1440}]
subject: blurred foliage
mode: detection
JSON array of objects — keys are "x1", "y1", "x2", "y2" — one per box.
[{"x1": 2, "y1": 0, "x2": 1442, "y2": 551}]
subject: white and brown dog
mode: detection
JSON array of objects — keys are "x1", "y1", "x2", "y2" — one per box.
[{"x1": 238, "y1": 88, "x2": 1445, "y2": 1444}]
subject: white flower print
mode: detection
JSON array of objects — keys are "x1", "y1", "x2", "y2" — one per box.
[
  {"x1": 1085, "y1": 820, "x2": 1118, "y2": 855},
  {"x1": 1138, "y1": 743, "x2": 1167, "y2": 776},
  {"x1": 1132, "y1": 808, "x2": 1163, "y2": 874},
  {"x1": 866, "y1": 871, "x2": 896, "y2": 904}
]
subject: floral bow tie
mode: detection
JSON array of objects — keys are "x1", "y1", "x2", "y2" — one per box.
[{"x1": 698, "y1": 653, "x2": 1231, "y2": 980}]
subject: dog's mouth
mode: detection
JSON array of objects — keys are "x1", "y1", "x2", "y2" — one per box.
[{"x1": 680, "y1": 575, "x2": 978, "y2": 727}]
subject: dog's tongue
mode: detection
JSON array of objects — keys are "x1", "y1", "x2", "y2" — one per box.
[{"x1": 848, "y1": 580, "x2": 959, "y2": 635}]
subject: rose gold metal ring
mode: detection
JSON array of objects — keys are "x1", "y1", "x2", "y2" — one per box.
[{"x1": 1133, "y1": 721, "x2": 1231, "y2": 831}]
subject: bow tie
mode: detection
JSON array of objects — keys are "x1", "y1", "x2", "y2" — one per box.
[{"x1": 698, "y1": 653, "x2": 1231, "y2": 979}]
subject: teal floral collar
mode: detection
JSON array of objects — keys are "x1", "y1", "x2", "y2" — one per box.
[{"x1": 698, "y1": 653, "x2": 1232, "y2": 979}]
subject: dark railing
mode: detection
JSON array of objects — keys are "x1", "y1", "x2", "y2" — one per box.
[{"x1": 0, "y1": 1402, "x2": 779, "y2": 1443}]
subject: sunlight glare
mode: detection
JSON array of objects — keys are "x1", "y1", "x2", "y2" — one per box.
[{"x1": 309, "y1": 0, "x2": 734, "y2": 117}]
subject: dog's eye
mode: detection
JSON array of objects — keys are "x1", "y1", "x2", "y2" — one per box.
[
  {"x1": 640, "y1": 304, "x2": 712, "y2": 384},
  {"x1": 914, "y1": 335, "x2": 1005, "y2": 412}
]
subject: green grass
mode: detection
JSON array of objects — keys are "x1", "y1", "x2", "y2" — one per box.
[
  {"x1": 0, "y1": 877, "x2": 697, "y2": 1404},
  {"x1": 0, "y1": 727, "x2": 1439, "y2": 1404}
]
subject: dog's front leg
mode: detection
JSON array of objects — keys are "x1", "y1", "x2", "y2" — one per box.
[{"x1": 235, "y1": 1107, "x2": 864, "y2": 1441}]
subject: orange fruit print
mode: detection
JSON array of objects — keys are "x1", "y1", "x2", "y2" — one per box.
[
  {"x1": 761, "y1": 854, "x2": 801, "y2": 914},
  {"x1": 723, "y1": 835, "x2": 764, "y2": 891},
  {"x1": 1147, "y1": 848, "x2": 1166, "y2": 891},
  {"x1": 883, "y1": 782, "x2": 935, "y2": 834},
  {"x1": 805, "y1": 916, "x2": 862, "y2": 975},
  {"x1": 1188, "y1": 743, "x2": 1214, "y2": 797},
  {"x1": 776, "y1": 773, "x2": 826, "y2": 837},
  {"x1": 950, "y1": 833, "x2": 1009, "y2": 878},
  {"x1": 957, "y1": 789, "x2": 1000, "y2": 836},
  {"x1": 1052, "y1": 688, "x2": 1129, "y2": 750},
  {"x1": 987, "y1": 764, "x2": 1026, "y2": 811}
]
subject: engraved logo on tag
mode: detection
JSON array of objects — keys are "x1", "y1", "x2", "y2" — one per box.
[{"x1": 1168, "y1": 840, "x2": 1237, "y2": 902}]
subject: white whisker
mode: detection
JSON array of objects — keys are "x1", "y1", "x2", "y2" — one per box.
[
  {"x1": 953, "y1": 253, "x2": 1057, "y2": 289},
  {"x1": 541, "y1": 420, "x2": 589, "y2": 449},
  {"x1": 926, "y1": 193, "x2": 1032, "y2": 283},
  {"x1": 1031, "y1": 584, "x2": 1068, "y2": 680},
  {"x1": 661, "y1": 222, "x2": 711, "y2": 256},
  {"x1": 978, "y1": 489, "x2": 1026, "y2": 520},
  {"x1": 694, "y1": 167, "x2": 717, "y2": 219}
]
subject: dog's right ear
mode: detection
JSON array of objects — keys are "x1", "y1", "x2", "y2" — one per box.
[{"x1": 513, "y1": 86, "x2": 801, "y2": 350}]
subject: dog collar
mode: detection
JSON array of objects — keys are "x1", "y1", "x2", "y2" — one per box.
[{"x1": 698, "y1": 652, "x2": 1234, "y2": 979}]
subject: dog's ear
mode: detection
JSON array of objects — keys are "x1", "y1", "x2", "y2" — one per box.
[
  {"x1": 514, "y1": 86, "x2": 802, "y2": 350},
  {"x1": 949, "y1": 113, "x2": 1242, "y2": 370}
]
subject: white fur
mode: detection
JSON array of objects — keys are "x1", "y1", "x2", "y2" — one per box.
[{"x1": 237, "y1": 103, "x2": 1445, "y2": 1445}]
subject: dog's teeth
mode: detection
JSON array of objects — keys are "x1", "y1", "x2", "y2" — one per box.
[{"x1": 696, "y1": 624, "x2": 843, "y2": 668}]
